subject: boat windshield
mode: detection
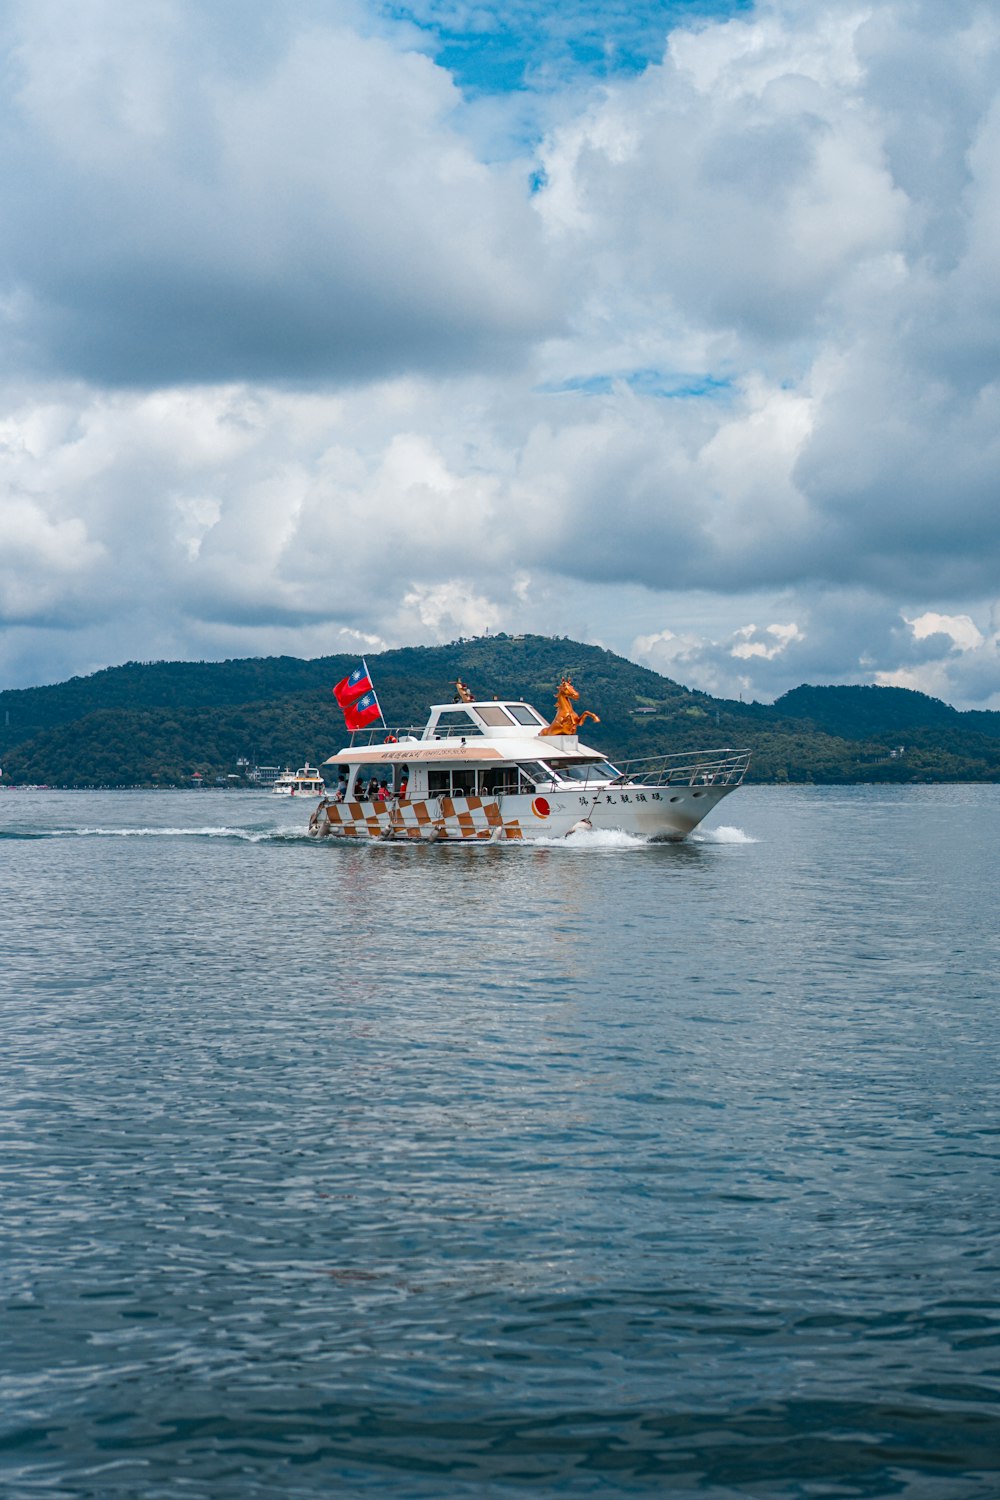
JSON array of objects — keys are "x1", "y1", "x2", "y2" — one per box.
[
  {"x1": 541, "y1": 760, "x2": 619, "y2": 783},
  {"x1": 474, "y1": 705, "x2": 514, "y2": 727},
  {"x1": 433, "y1": 709, "x2": 483, "y2": 737},
  {"x1": 506, "y1": 703, "x2": 546, "y2": 726}
]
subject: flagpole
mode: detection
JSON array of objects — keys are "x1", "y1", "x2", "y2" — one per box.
[{"x1": 363, "y1": 656, "x2": 388, "y2": 732}]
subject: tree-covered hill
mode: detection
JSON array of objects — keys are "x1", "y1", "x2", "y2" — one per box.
[
  {"x1": 2, "y1": 635, "x2": 998, "y2": 786},
  {"x1": 774, "y1": 683, "x2": 1000, "y2": 739},
  {"x1": 0, "y1": 654, "x2": 357, "y2": 757}
]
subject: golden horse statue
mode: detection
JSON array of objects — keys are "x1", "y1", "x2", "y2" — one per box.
[{"x1": 540, "y1": 677, "x2": 601, "y2": 737}]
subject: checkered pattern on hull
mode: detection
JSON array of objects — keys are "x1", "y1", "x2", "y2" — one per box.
[{"x1": 310, "y1": 796, "x2": 524, "y2": 842}]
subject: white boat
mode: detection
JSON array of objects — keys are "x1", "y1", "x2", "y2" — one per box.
[
  {"x1": 271, "y1": 764, "x2": 326, "y2": 797},
  {"x1": 309, "y1": 680, "x2": 749, "y2": 843}
]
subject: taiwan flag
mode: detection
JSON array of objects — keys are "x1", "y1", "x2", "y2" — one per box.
[
  {"x1": 333, "y1": 663, "x2": 372, "y2": 707},
  {"x1": 343, "y1": 689, "x2": 381, "y2": 731}
]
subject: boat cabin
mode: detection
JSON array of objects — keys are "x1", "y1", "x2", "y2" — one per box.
[{"x1": 323, "y1": 699, "x2": 620, "y2": 803}]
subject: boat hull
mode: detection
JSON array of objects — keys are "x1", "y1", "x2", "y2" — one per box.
[{"x1": 308, "y1": 784, "x2": 737, "y2": 843}]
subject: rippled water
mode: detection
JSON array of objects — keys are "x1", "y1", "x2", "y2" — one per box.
[{"x1": 2, "y1": 785, "x2": 999, "y2": 1497}]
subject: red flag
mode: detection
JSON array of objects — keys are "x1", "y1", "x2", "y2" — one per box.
[
  {"x1": 342, "y1": 689, "x2": 381, "y2": 731},
  {"x1": 333, "y1": 663, "x2": 373, "y2": 707}
]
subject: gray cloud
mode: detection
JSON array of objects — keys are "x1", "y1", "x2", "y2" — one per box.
[
  {"x1": 0, "y1": 2, "x2": 556, "y2": 386},
  {"x1": 633, "y1": 591, "x2": 1000, "y2": 710}
]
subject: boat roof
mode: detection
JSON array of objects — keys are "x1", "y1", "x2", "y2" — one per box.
[{"x1": 323, "y1": 699, "x2": 606, "y2": 767}]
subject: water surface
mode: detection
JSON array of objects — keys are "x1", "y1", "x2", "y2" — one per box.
[{"x1": 2, "y1": 785, "x2": 999, "y2": 1496}]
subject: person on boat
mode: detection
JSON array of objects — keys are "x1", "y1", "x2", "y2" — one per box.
[
  {"x1": 399, "y1": 768, "x2": 409, "y2": 800},
  {"x1": 377, "y1": 780, "x2": 389, "y2": 800}
]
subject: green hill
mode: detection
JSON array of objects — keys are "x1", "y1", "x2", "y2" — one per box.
[
  {"x1": 2, "y1": 636, "x2": 998, "y2": 787},
  {"x1": 775, "y1": 683, "x2": 965, "y2": 737}
]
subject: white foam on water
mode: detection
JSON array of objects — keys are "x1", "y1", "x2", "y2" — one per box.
[
  {"x1": 532, "y1": 826, "x2": 651, "y2": 851},
  {"x1": 693, "y1": 824, "x2": 757, "y2": 844},
  {"x1": 46, "y1": 826, "x2": 306, "y2": 843}
]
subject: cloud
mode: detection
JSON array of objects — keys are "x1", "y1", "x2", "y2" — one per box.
[
  {"x1": 393, "y1": 580, "x2": 504, "y2": 639},
  {"x1": 631, "y1": 592, "x2": 1000, "y2": 709},
  {"x1": 0, "y1": 0, "x2": 556, "y2": 386},
  {"x1": 906, "y1": 611, "x2": 984, "y2": 652},
  {"x1": 636, "y1": 614, "x2": 819, "y2": 700},
  {"x1": 530, "y1": 0, "x2": 1000, "y2": 604},
  {"x1": 2, "y1": 0, "x2": 1000, "y2": 715},
  {"x1": 730, "y1": 621, "x2": 804, "y2": 660},
  {"x1": 875, "y1": 607, "x2": 1000, "y2": 707},
  {"x1": 537, "y1": 6, "x2": 908, "y2": 342},
  {"x1": 0, "y1": 494, "x2": 106, "y2": 624}
]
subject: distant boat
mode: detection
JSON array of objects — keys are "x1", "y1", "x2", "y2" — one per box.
[{"x1": 271, "y1": 765, "x2": 325, "y2": 797}]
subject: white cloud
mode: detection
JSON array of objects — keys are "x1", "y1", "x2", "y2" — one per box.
[
  {"x1": 0, "y1": 1, "x2": 556, "y2": 385},
  {"x1": 876, "y1": 608, "x2": 1000, "y2": 708},
  {"x1": 0, "y1": 494, "x2": 106, "y2": 621},
  {"x1": 731, "y1": 621, "x2": 805, "y2": 660},
  {"x1": 394, "y1": 581, "x2": 504, "y2": 639},
  {"x1": 906, "y1": 611, "x2": 984, "y2": 651},
  {"x1": 537, "y1": 5, "x2": 908, "y2": 346},
  {"x1": 173, "y1": 494, "x2": 222, "y2": 562}
]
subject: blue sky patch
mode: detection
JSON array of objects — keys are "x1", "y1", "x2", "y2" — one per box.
[
  {"x1": 377, "y1": 0, "x2": 753, "y2": 95},
  {"x1": 541, "y1": 370, "x2": 735, "y2": 399}
]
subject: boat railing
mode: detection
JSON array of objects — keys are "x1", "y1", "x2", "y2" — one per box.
[
  {"x1": 345, "y1": 726, "x2": 426, "y2": 748},
  {"x1": 609, "y1": 748, "x2": 751, "y2": 788},
  {"x1": 342, "y1": 723, "x2": 507, "y2": 746},
  {"x1": 363, "y1": 724, "x2": 489, "y2": 742}
]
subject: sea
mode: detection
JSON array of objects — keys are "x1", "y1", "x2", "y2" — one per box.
[{"x1": 2, "y1": 784, "x2": 999, "y2": 1499}]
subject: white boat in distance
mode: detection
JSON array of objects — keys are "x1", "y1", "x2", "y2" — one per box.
[
  {"x1": 309, "y1": 679, "x2": 749, "y2": 843},
  {"x1": 272, "y1": 765, "x2": 326, "y2": 797}
]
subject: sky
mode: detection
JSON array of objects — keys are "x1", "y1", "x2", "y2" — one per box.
[{"x1": 2, "y1": 0, "x2": 1000, "y2": 707}]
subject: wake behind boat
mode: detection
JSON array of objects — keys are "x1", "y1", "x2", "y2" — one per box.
[{"x1": 309, "y1": 674, "x2": 749, "y2": 843}]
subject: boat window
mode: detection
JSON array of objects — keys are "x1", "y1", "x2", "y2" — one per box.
[
  {"x1": 474, "y1": 705, "x2": 514, "y2": 727},
  {"x1": 506, "y1": 703, "x2": 545, "y2": 726},
  {"x1": 542, "y1": 759, "x2": 619, "y2": 783},
  {"x1": 477, "y1": 766, "x2": 534, "y2": 795},
  {"x1": 433, "y1": 709, "x2": 483, "y2": 737},
  {"x1": 429, "y1": 769, "x2": 478, "y2": 797},
  {"x1": 516, "y1": 761, "x2": 555, "y2": 786}
]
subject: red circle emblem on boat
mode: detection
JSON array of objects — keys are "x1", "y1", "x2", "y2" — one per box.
[{"x1": 531, "y1": 796, "x2": 551, "y2": 819}]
